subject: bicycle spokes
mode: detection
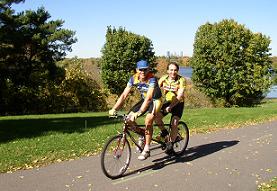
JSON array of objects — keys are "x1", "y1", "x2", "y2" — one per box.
[
  {"x1": 101, "y1": 134, "x2": 131, "y2": 179},
  {"x1": 113, "y1": 138, "x2": 126, "y2": 158},
  {"x1": 170, "y1": 122, "x2": 189, "y2": 156}
]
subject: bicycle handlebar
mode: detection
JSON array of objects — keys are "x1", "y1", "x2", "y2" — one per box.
[{"x1": 109, "y1": 114, "x2": 127, "y2": 120}]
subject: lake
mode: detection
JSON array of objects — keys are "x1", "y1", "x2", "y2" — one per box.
[{"x1": 179, "y1": 67, "x2": 277, "y2": 99}]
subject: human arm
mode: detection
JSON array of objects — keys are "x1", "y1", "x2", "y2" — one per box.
[
  {"x1": 138, "y1": 87, "x2": 155, "y2": 115},
  {"x1": 166, "y1": 78, "x2": 185, "y2": 112},
  {"x1": 129, "y1": 87, "x2": 154, "y2": 121},
  {"x1": 109, "y1": 86, "x2": 131, "y2": 115},
  {"x1": 136, "y1": 77, "x2": 158, "y2": 116},
  {"x1": 165, "y1": 87, "x2": 184, "y2": 112}
]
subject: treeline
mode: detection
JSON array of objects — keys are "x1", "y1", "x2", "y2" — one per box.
[
  {"x1": 1, "y1": 1, "x2": 275, "y2": 115},
  {"x1": 0, "y1": 1, "x2": 106, "y2": 115}
]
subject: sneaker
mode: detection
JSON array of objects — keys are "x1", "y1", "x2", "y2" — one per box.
[
  {"x1": 138, "y1": 150, "x2": 150, "y2": 160},
  {"x1": 165, "y1": 142, "x2": 174, "y2": 155}
]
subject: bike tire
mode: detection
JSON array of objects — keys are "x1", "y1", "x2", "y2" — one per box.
[
  {"x1": 171, "y1": 121, "x2": 189, "y2": 156},
  {"x1": 100, "y1": 134, "x2": 131, "y2": 179}
]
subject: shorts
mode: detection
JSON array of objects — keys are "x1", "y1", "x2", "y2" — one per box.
[
  {"x1": 161, "y1": 101, "x2": 184, "y2": 118},
  {"x1": 128, "y1": 99, "x2": 162, "y2": 116}
]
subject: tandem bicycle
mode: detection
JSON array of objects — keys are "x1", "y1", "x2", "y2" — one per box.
[{"x1": 100, "y1": 113, "x2": 189, "y2": 179}]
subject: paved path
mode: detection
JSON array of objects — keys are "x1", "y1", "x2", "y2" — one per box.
[{"x1": 1, "y1": 121, "x2": 276, "y2": 191}]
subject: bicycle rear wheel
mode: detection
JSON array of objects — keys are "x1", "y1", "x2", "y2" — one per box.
[
  {"x1": 172, "y1": 121, "x2": 189, "y2": 156},
  {"x1": 100, "y1": 134, "x2": 131, "y2": 179}
]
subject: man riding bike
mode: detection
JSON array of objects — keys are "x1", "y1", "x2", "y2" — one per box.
[
  {"x1": 109, "y1": 60, "x2": 163, "y2": 160},
  {"x1": 155, "y1": 62, "x2": 186, "y2": 154}
]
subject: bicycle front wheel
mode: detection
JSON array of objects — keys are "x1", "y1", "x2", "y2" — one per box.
[
  {"x1": 100, "y1": 134, "x2": 131, "y2": 179},
  {"x1": 172, "y1": 121, "x2": 189, "y2": 156}
]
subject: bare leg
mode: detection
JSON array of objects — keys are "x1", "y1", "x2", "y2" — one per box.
[
  {"x1": 144, "y1": 113, "x2": 154, "y2": 148},
  {"x1": 154, "y1": 112, "x2": 169, "y2": 142},
  {"x1": 154, "y1": 112, "x2": 166, "y2": 131},
  {"x1": 138, "y1": 113, "x2": 154, "y2": 160}
]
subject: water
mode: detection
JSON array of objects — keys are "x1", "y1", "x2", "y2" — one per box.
[
  {"x1": 179, "y1": 67, "x2": 277, "y2": 99},
  {"x1": 179, "y1": 67, "x2": 193, "y2": 78},
  {"x1": 266, "y1": 85, "x2": 277, "y2": 98}
]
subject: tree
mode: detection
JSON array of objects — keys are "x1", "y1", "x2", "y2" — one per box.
[
  {"x1": 0, "y1": 0, "x2": 23, "y2": 9},
  {"x1": 190, "y1": 19, "x2": 272, "y2": 106},
  {"x1": 56, "y1": 58, "x2": 107, "y2": 112},
  {"x1": 100, "y1": 26, "x2": 156, "y2": 95},
  {"x1": 0, "y1": 1, "x2": 77, "y2": 114}
]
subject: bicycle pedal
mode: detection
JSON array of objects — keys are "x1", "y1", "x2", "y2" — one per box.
[{"x1": 161, "y1": 144, "x2": 166, "y2": 150}]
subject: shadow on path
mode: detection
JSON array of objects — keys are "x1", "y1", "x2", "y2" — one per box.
[{"x1": 122, "y1": 140, "x2": 239, "y2": 178}]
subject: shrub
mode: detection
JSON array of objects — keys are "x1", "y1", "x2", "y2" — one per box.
[{"x1": 190, "y1": 19, "x2": 272, "y2": 106}]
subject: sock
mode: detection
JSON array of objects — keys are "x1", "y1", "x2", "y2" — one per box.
[{"x1": 144, "y1": 144, "x2": 150, "y2": 152}]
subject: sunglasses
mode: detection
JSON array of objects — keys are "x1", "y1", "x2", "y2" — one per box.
[{"x1": 138, "y1": 68, "x2": 148, "y2": 72}]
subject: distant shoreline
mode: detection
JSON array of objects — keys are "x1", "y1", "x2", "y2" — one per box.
[{"x1": 179, "y1": 66, "x2": 277, "y2": 99}]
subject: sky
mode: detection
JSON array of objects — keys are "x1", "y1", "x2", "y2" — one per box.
[{"x1": 12, "y1": 0, "x2": 277, "y2": 58}]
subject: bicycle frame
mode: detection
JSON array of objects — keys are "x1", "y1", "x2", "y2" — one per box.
[
  {"x1": 120, "y1": 116, "x2": 171, "y2": 152},
  {"x1": 111, "y1": 114, "x2": 187, "y2": 151}
]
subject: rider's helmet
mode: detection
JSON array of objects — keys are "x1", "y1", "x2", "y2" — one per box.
[{"x1": 136, "y1": 60, "x2": 149, "y2": 69}]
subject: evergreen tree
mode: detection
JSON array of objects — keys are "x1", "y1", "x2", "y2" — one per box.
[{"x1": 0, "y1": 0, "x2": 77, "y2": 114}]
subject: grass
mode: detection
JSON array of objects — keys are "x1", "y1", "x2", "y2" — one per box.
[
  {"x1": 0, "y1": 99, "x2": 276, "y2": 173},
  {"x1": 184, "y1": 99, "x2": 277, "y2": 134},
  {"x1": 258, "y1": 177, "x2": 277, "y2": 191}
]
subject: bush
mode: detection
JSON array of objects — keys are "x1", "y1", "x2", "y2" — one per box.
[
  {"x1": 184, "y1": 79, "x2": 214, "y2": 108},
  {"x1": 56, "y1": 58, "x2": 107, "y2": 112},
  {"x1": 190, "y1": 19, "x2": 272, "y2": 106}
]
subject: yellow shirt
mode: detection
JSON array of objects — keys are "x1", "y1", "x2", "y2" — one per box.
[{"x1": 159, "y1": 75, "x2": 186, "y2": 102}]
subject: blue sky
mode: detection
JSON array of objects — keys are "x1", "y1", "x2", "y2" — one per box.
[{"x1": 12, "y1": 0, "x2": 277, "y2": 58}]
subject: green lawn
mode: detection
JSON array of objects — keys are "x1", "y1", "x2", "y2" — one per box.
[
  {"x1": 258, "y1": 177, "x2": 277, "y2": 191},
  {"x1": 0, "y1": 99, "x2": 276, "y2": 173}
]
